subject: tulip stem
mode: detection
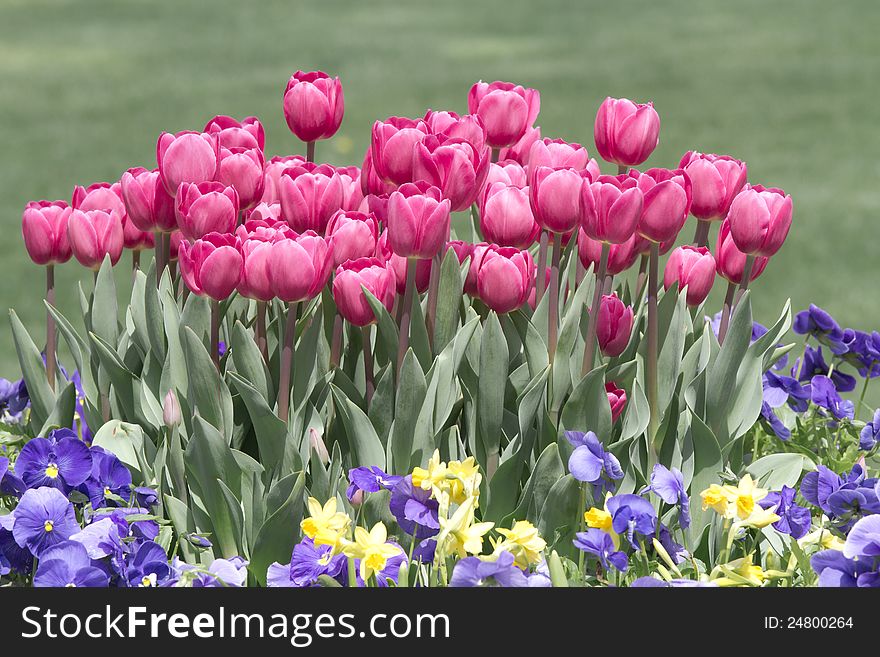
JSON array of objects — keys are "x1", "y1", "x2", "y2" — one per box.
[
  {"x1": 717, "y1": 281, "x2": 737, "y2": 344},
  {"x1": 306, "y1": 141, "x2": 315, "y2": 163},
  {"x1": 154, "y1": 231, "x2": 165, "y2": 285},
  {"x1": 277, "y1": 301, "x2": 300, "y2": 421},
  {"x1": 210, "y1": 299, "x2": 221, "y2": 371},
  {"x1": 646, "y1": 242, "x2": 660, "y2": 453},
  {"x1": 330, "y1": 313, "x2": 344, "y2": 368},
  {"x1": 548, "y1": 232, "x2": 563, "y2": 362},
  {"x1": 396, "y1": 259, "x2": 417, "y2": 377},
  {"x1": 581, "y1": 243, "x2": 609, "y2": 376},
  {"x1": 490, "y1": 147, "x2": 500, "y2": 164},
  {"x1": 692, "y1": 220, "x2": 710, "y2": 247},
  {"x1": 45, "y1": 265, "x2": 56, "y2": 391},
  {"x1": 617, "y1": 164, "x2": 627, "y2": 176},
  {"x1": 362, "y1": 325, "x2": 375, "y2": 407},
  {"x1": 634, "y1": 253, "x2": 649, "y2": 303},
  {"x1": 603, "y1": 273, "x2": 613, "y2": 296},
  {"x1": 425, "y1": 251, "x2": 441, "y2": 351},
  {"x1": 255, "y1": 300, "x2": 269, "y2": 363},
  {"x1": 735, "y1": 255, "x2": 756, "y2": 307},
  {"x1": 132, "y1": 250, "x2": 141, "y2": 272},
  {"x1": 536, "y1": 230, "x2": 549, "y2": 305}
]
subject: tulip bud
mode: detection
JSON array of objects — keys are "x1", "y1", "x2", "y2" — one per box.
[
  {"x1": 526, "y1": 138, "x2": 597, "y2": 187},
  {"x1": 530, "y1": 166, "x2": 588, "y2": 235},
  {"x1": 335, "y1": 165, "x2": 365, "y2": 212},
  {"x1": 483, "y1": 160, "x2": 528, "y2": 190},
  {"x1": 479, "y1": 183, "x2": 539, "y2": 249},
  {"x1": 678, "y1": 151, "x2": 747, "y2": 221},
  {"x1": 467, "y1": 80, "x2": 540, "y2": 148},
  {"x1": 663, "y1": 245, "x2": 716, "y2": 306},
  {"x1": 308, "y1": 428, "x2": 330, "y2": 465},
  {"x1": 120, "y1": 167, "x2": 176, "y2": 232},
  {"x1": 726, "y1": 184, "x2": 793, "y2": 257},
  {"x1": 412, "y1": 135, "x2": 490, "y2": 212},
  {"x1": 715, "y1": 219, "x2": 769, "y2": 285},
  {"x1": 175, "y1": 181, "x2": 239, "y2": 241},
  {"x1": 423, "y1": 110, "x2": 488, "y2": 149},
  {"x1": 332, "y1": 257, "x2": 396, "y2": 326},
  {"x1": 447, "y1": 240, "x2": 480, "y2": 296},
  {"x1": 261, "y1": 155, "x2": 307, "y2": 204},
  {"x1": 360, "y1": 147, "x2": 398, "y2": 196},
  {"x1": 597, "y1": 294, "x2": 634, "y2": 358},
  {"x1": 326, "y1": 210, "x2": 380, "y2": 267},
  {"x1": 475, "y1": 246, "x2": 536, "y2": 314},
  {"x1": 370, "y1": 117, "x2": 429, "y2": 185},
  {"x1": 594, "y1": 97, "x2": 660, "y2": 167},
  {"x1": 204, "y1": 115, "x2": 265, "y2": 151},
  {"x1": 629, "y1": 168, "x2": 692, "y2": 243},
  {"x1": 21, "y1": 201, "x2": 72, "y2": 265},
  {"x1": 218, "y1": 147, "x2": 265, "y2": 211},
  {"x1": 497, "y1": 125, "x2": 542, "y2": 165},
  {"x1": 268, "y1": 233, "x2": 334, "y2": 302},
  {"x1": 580, "y1": 174, "x2": 643, "y2": 244},
  {"x1": 67, "y1": 208, "x2": 125, "y2": 269},
  {"x1": 279, "y1": 163, "x2": 344, "y2": 234},
  {"x1": 162, "y1": 389, "x2": 181, "y2": 428},
  {"x1": 178, "y1": 232, "x2": 243, "y2": 300},
  {"x1": 282, "y1": 70, "x2": 345, "y2": 143},
  {"x1": 156, "y1": 131, "x2": 220, "y2": 197},
  {"x1": 122, "y1": 215, "x2": 155, "y2": 251},
  {"x1": 386, "y1": 183, "x2": 451, "y2": 259},
  {"x1": 577, "y1": 230, "x2": 640, "y2": 275},
  {"x1": 606, "y1": 382, "x2": 627, "y2": 422},
  {"x1": 237, "y1": 239, "x2": 275, "y2": 301}
]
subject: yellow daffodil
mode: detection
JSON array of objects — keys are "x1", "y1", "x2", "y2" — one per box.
[
  {"x1": 437, "y1": 496, "x2": 494, "y2": 558},
  {"x1": 446, "y1": 456, "x2": 481, "y2": 504},
  {"x1": 583, "y1": 495, "x2": 620, "y2": 549},
  {"x1": 341, "y1": 522, "x2": 403, "y2": 582},
  {"x1": 714, "y1": 554, "x2": 766, "y2": 587},
  {"x1": 700, "y1": 484, "x2": 734, "y2": 518},
  {"x1": 301, "y1": 497, "x2": 351, "y2": 551},
  {"x1": 494, "y1": 520, "x2": 546, "y2": 567},
  {"x1": 738, "y1": 505, "x2": 780, "y2": 529},
  {"x1": 723, "y1": 474, "x2": 768, "y2": 520},
  {"x1": 799, "y1": 525, "x2": 845, "y2": 551},
  {"x1": 412, "y1": 450, "x2": 449, "y2": 494}
]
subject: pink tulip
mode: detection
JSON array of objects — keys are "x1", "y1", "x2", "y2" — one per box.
[
  {"x1": 378, "y1": 232, "x2": 433, "y2": 294},
  {"x1": 386, "y1": 183, "x2": 451, "y2": 259},
  {"x1": 326, "y1": 210, "x2": 380, "y2": 267},
  {"x1": 467, "y1": 81, "x2": 540, "y2": 148},
  {"x1": 527, "y1": 266, "x2": 552, "y2": 310},
  {"x1": 261, "y1": 155, "x2": 307, "y2": 204},
  {"x1": 235, "y1": 218, "x2": 294, "y2": 244},
  {"x1": 526, "y1": 138, "x2": 593, "y2": 187},
  {"x1": 580, "y1": 174, "x2": 643, "y2": 244},
  {"x1": 282, "y1": 71, "x2": 344, "y2": 143},
  {"x1": 218, "y1": 147, "x2": 265, "y2": 211},
  {"x1": 238, "y1": 238, "x2": 275, "y2": 301},
  {"x1": 176, "y1": 181, "x2": 239, "y2": 241},
  {"x1": 204, "y1": 115, "x2": 265, "y2": 151},
  {"x1": 178, "y1": 232, "x2": 242, "y2": 300},
  {"x1": 715, "y1": 218, "x2": 769, "y2": 285},
  {"x1": 679, "y1": 151, "x2": 747, "y2": 221},
  {"x1": 597, "y1": 293, "x2": 634, "y2": 357},
  {"x1": 156, "y1": 131, "x2": 220, "y2": 197},
  {"x1": 530, "y1": 166, "x2": 590, "y2": 235},
  {"x1": 663, "y1": 245, "x2": 716, "y2": 305},
  {"x1": 21, "y1": 201, "x2": 72, "y2": 265},
  {"x1": 360, "y1": 148, "x2": 398, "y2": 197},
  {"x1": 370, "y1": 117, "x2": 429, "y2": 185},
  {"x1": 484, "y1": 160, "x2": 527, "y2": 190},
  {"x1": 606, "y1": 382, "x2": 627, "y2": 422},
  {"x1": 279, "y1": 163, "x2": 344, "y2": 234},
  {"x1": 629, "y1": 168, "x2": 692, "y2": 243},
  {"x1": 498, "y1": 125, "x2": 541, "y2": 165},
  {"x1": 726, "y1": 184, "x2": 792, "y2": 257},
  {"x1": 74, "y1": 180, "x2": 154, "y2": 250},
  {"x1": 120, "y1": 167, "x2": 177, "y2": 232},
  {"x1": 332, "y1": 257, "x2": 396, "y2": 326},
  {"x1": 359, "y1": 192, "x2": 390, "y2": 224},
  {"x1": 121, "y1": 216, "x2": 155, "y2": 250},
  {"x1": 474, "y1": 246, "x2": 535, "y2": 314},
  {"x1": 635, "y1": 234, "x2": 675, "y2": 257},
  {"x1": 594, "y1": 97, "x2": 660, "y2": 167},
  {"x1": 168, "y1": 231, "x2": 184, "y2": 261},
  {"x1": 412, "y1": 135, "x2": 490, "y2": 212},
  {"x1": 480, "y1": 182, "x2": 539, "y2": 249},
  {"x1": 67, "y1": 208, "x2": 124, "y2": 269},
  {"x1": 447, "y1": 240, "x2": 486, "y2": 297},
  {"x1": 268, "y1": 232, "x2": 334, "y2": 302},
  {"x1": 245, "y1": 202, "x2": 283, "y2": 224},
  {"x1": 335, "y1": 165, "x2": 365, "y2": 211},
  {"x1": 578, "y1": 230, "x2": 640, "y2": 275}
]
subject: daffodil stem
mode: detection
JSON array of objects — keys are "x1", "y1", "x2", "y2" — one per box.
[
  {"x1": 717, "y1": 280, "x2": 737, "y2": 344},
  {"x1": 347, "y1": 557, "x2": 357, "y2": 588},
  {"x1": 548, "y1": 232, "x2": 563, "y2": 362},
  {"x1": 582, "y1": 242, "x2": 609, "y2": 376},
  {"x1": 396, "y1": 259, "x2": 417, "y2": 378},
  {"x1": 277, "y1": 301, "x2": 300, "y2": 421},
  {"x1": 362, "y1": 325, "x2": 374, "y2": 407},
  {"x1": 45, "y1": 265, "x2": 56, "y2": 391},
  {"x1": 536, "y1": 230, "x2": 549, "y2": 305},
  {"x1": 255, "y1": 300, "x2": 269, "y2": 364},
  {"x1": 647, "y1": 242, "x2": 660, "y2": 456},
  {"x1": 692, "y1": 220, "x2": 710, "y2": 247},
  {"x1": 210, "y1": 298, "x2": 220, "y2": 371}
]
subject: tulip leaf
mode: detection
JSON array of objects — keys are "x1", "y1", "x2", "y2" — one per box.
[
  {"x1": 432, "y1": 248, "x2": 464, "y2": 354},
  {"x1": 251, "y1": 471, "x2": 305, "y2": 586},
  {"x1": 560, "y1": 364, "x2": 611, "y2": 445},
  {"x1": 364, "y1": 289, "x2": 399, "y2": 368},
  {"x1": 227, "y1": 371, "x2": 287, "y2": 476},
  {"x1": 330, "y1": 384, "x2": 385, "y2": 470},
  {"x1": 537, "y1": 474, "x2": 580, "y2": 559},
  {"x1": 38, "y1": 381, "x2": 77, "y2": 437},
  {"x1": 180, "y1": 325, "x2": 233, "y2": 440},
  {"x1": 230, "y1": 320, "x2": 272, "y2": 402},
  {"x1": 91, "y1": 256, "x2": 119, "y2": 347},
  {"x1": 683, "y1": 411, "x2": 723, "y2": 547},
  {"x1": 746, "y1": 452, "x2": 814, "y2": 491},
  {"x1": 389, "y1": 349, "x2": 428, "y2": 474},
  {"x1": 504, "y1": 442, "x2": 564, "y2": 526},
  {"x1": 9, "y1": 309, "x2": 55, "y2": 429},
  {"x1": 478, "y1": 311, "x2": 509, "y2": 471},
  {"x1": 656, "y1": 289, "x2": 691, "y2": 420}
]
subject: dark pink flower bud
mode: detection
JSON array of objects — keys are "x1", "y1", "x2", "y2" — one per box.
[
  {"x1": 175, "y1": 181, "x2": 239, "y2": 241},
  {"x1": 475, "y1": 246, "x2": 535, "y2": 314},
  {"x1": 594, "y1": 97, "x2": 660, "y2": 167},
  {"x1": 467, "y1": 81, "x2": 540, "y2": 148},
  {"x1": 663, "y1": 245, "x2": 716, "y2": 306},
  {"x1": 120, "y1": 167, "x2": 177, "y2": 232},
  {"x1": 21, "y1": 201, "x2": 72, "y2": 265},
  {"x1": 606, "y1": 382, "x2": 627, "y2": 422},
  {"x1": 326, "y1": 210, "x2": 380, "y2": 267},
  {"x1": 204, "y1": 115, "x2": 265, "y2": 151},
  {"x1": 715, "y1": 218, "x2": 769, "y2": 285},
  {"x1": 371, "y1": 117, "x2": 429, "y2": 185},
  {"x1": 332, "y1": 257, "x2": 396, "y2": 326},
  {"x1": 629, "y1": 168, "x2": 692, "y2": 243},
  {"x1": 530, "y1": 166, "x2": 589, "y2": 235},
  {"x1": 386, "y1": 183, "x2": 451, "y2": 259},
  {"x1": 156, "y1": 131, "x2": 220, "y2": 197},
  {"x1": 67, "y1": 208, "x2": 124, "y2": 270},
  {"x1": 218, "y1": 147, "x2": 265, "y2": 211},
  {"x1": 580, "y1": 174, "x2": 643, "y2": 244},
  {"x1": 480, "y1": 183, "x2": 539, "y2": 249},
  {"x1": 679, "y1": 151, "x2": 747, "y2": 221},
  {"x1": 282, "y1": 71, "x2": 344, "y2": 143},
  {"x1": 178, "y1": 232, "x2": 242, "y2": 300},
  {"x1": 727, "y1": 184, "x2": 792, "y2": 257},
  {"x1": 578, "y1": 230, "x2": 640, "y2": 275},
  {"x1": 238, "y1": 238, "x2": 274, "y2": 301},
  {"x1": 279, "y1": 163, "x2": 344, "y2": 234},
  {"x1": 268, "y1": 232, "x2": 334, "y2": 302},
  {"x1": 597, "y1": 294, "x2": 634, "y2": 358}
]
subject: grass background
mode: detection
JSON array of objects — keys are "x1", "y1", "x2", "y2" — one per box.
[{"x1": 1, "y1": 0, "x2": 877, "y2": 377}]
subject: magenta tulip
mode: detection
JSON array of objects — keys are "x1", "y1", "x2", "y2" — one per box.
[
  {"x1": 282, "y1": 71, "x2": 344, "y2": 143},
  {"x1": 75, "y1": 181, "x2": 156, "y2": 253},
  {"x1": 663, "y1": 245, "x2": 716, "y2": 306},
  {"x1": 218, "y1": 147, "x2": 265, "y2": 211},
  {"x1": 67, "y1": 208, "x2": 124, "y2": 269},
  {"x1": 475, "y1": 246, "x2": 535, "y2": 314},
  {"x1": 526, "y1": 138, "x2": 592, "y2": 187},
  {"x1": 679, "y1": 151, "x2": 747, "y2": 221},
  {"x1": 178, "y1": 232, "x2": 242, "y2": 300},
  {"x1": 597, "y1": 293, "x2": 634, "y2": 358},
  {"x1": 480, "y1": 182, "x2": 539, "y2": 249},
  {"x1": 335, "y1": 165, "x2": 365, "y2": 212},
  {"x1": 412, "y1": 135, "x2": 490, "y2": 212},
  {"x1": 727, "y1": 184, "x2": 793, "y2": 257},
  {"x1": 370, "y1": 117, "x2": 429, "y2": 185},
  {"x1": 360, "y1": 147, "x2": 398, "y2": 197},
  {"x1": 279, "y1": 163, "x2": 344, "y2": 234},
  {"x1": 580, "y1": 174, "x2": 643, "y2": 244},
  {"x1": 606, "y1": 382, "x2": 627, "y2": 422},
  {"x1": 530, "y1": 166, "x2": 589, "y2": 235},
  {"x1": 120, "y1": 167, "x2": 176, "y2": 232},
  {"x1": 268, "y1": 232, "x2": 334, "y2": 302},
  {"x1": 498, "y1": 125, "x2": 541, "y2": 165},
  {"x1": 326, "y1": 210, "x2": 380, "y2": 267},
  {"x1": 204, "y1": 115, "x2": 265, "y2": 151},
  {"x1": 446, "y1": 240, "x2": 488, "y2": 297},
  {"x1": 245, "y1": 202, "x2": 283, "y2": 224},
  {"x1": 578, "y1": 230, "x2": 640, "y2": 276},
  {"x1": 629, "y1": 168, "x2": 692, "y2": 243},
  {"x1": 21, "y1": 201, "x2": 72, "y2": 265},
  {"x1": 715, "y1": 218, "x2": 769, "y2": 285},
  {"x1": 467, "y1": 81, "x2": 540, "y2": 149},
  {"x1": 238, "y1": 238, "x2": 274, "y2": 301},
  {"x1": 386, "y1": 183, "x2": 451, "y2": 259},
  {"x1": 484, "y1": 160, "x2": 527, "y2": 190},
  {"x1": 594, "y1": 97, "x2": 660, "y2": 167},
  {"x1": 156, "y1": 131, "x2": 220, "y2": 197},
  {"x1": 175, "y1": 181, "x2": 239, "y2": 241},
  {"x1": 121, "y1": 216, "x2": 155, "y2": 251},
  {"x1": 332, "y1": 257, "x2": 396, "y2": 326},
  {"x1": 261, "y1": 155, "x2": 306, "y2": 204},
  {"x1": 423, "y1": 110, "x2": 488, "y2": 149}
]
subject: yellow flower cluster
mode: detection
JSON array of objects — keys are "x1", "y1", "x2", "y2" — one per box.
[
  {"x1": 300, "y1": 497, "x2": 351, "y2": 552},
  {"x1": 700, "y1": 474, "x2": 780, "y2": 529},
  {"x1": 412, "y1": 450, "x2": 482, "y2": 506}
]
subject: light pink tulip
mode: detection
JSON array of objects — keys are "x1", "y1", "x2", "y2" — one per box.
[
  {"x1": 423, "y1": 110, "x2": 488, "y2": 151},
  {"x1": 238, "y1": 238, "x2": 275, "y2": 301},
  {"x1": 594, "y1": 97, "x2": 660, "y2": 167},
  {"x1": 370, "y1": 117, "x2": 429, "y2": 185},
  {"x1": 480, "y1": 182, "x2": 539, "y2": 249},
  {"x1": 526, "y1": 138, "x2": 591, "y2": 186},
  {"x1": 332, "y1": 257, "x2": 396, "y2": 327},
  {"x1": 386, "y1": 183, "x2": 451, "y2": 259},
  {"x1": 360, "y1": 147, "x2": 398, "y2": 197},
  {"x1": 530, "y1": 166, "x2": 590, "y2": 235},
  {"x1": 245, "y1": 202, "x2": 283, "y2": 224},
  {"x1": 218, "y1": 147, "x2": 265, "y2": 211},
  {"x1": 156, "y1": 131, "x2": 220, "y2": 197},
  {"x1": 679, "y1": 151, "x2": 747, "y2": 221},
  {"x1": 21, "y1": 201, "x2": 72, "y2": 266},
  {"x1": 268, "y1": 232, "x2": 334, "y2": 302},
  {"x1": 377, "y1": 231, "x2": 433, "y2": 294},
  {"x1": 412, "y1": 135, "x2": 490, "y2": 212},
  {"x1": 278, "y1": 163, "x2": 345, "y2": 234},
  {"x1": 334, "y1": 165, "x2": 364, "y2": 211},
  {"x1": 498, "y1": 125, "x2": 541, "y2": 165},
  {"x1": 178, "y1": 232, "x2": 242, "y2": 300},
  {"x1": 580, "y1": 174, "x2": 643, "y2": 244},
  {"x1": 120, "y1": 167, "x2": 177, "y2": 232},
  {"x1": 629, "y1": 168, "x2": 692, "y2": 243},
  {"x1": 467, "y1": 81, "x2": 540, "y2": 148},
  {"x1": 727, "y1": 184, "x2": 793, "y2": 257},
  {"x1": 204, "y1": 115, "x2": 265, "y2": 151},
  {"x1": 261, "y1": 155, "x2": 307, "y2": 204},
  {"x1": 67, "y1": 208, "x2": 124, "y2": 270},
  {"x1": 484, "y1": 160, "x2": 527, "y2": 189},
  {"x1": 475, "y1": 246, "x2": 535, "y2": 314},
  {"x1": 282, "y1": 71, "x2": 344, "y2": 143},
  {"x1": 326, "y1": 210, "x2": 380, "y2": 266},
  {"x1": 663, "y1": 245, "x2": 716, "y2": 306},
  {"x1": 175, "y1": 181, "x2": 239, "y2": 241}
]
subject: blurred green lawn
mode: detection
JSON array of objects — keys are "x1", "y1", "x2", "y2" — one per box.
[{"x1": 1, "y1": 0, "x2": 878, "y2": 376}]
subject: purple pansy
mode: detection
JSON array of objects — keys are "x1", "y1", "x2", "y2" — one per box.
[
  {"x1": 346, "y1": 466, "x2": 403, "y2": 502},
  {"x1": 565, "y1": 431, "x2": 623, "y2": 495},
  {"x1": 33, "y1": 540, "x2": 109, "y2": 588},
  {"x1": 793, "y1": 305, "x2": 847, "y2": 354},
  {"x1": 573, "y1": 528, "x2": 628, "y2": 573},
  {"x1": 268, "y1": 536, "x2": 346, "y2": 588},
  {"x1": 14, "y1": 436, "x2": 93, "y2": 493},
  {"x1": 389, "y1": 475, "x2": 439, "y2": 539},
  {"x1": 8, "y1": 486, "x2": 79, "y2": 556},
  {"x1": 795, "y1": 347, "x2": 856, "y2": 392},
  {"x1": 860, "y1": 409, "x2": 880, "y2": 451},
  {"x1": 606, "y1": 493, "x2": 657, "y2": 548},
  {"x1": 0, "y1": 456, "x2": 26, "y2": 497},
  {"x1": 126, "y1": 541, "x2": 173, "y2": 587},
  {"x1": 759, "y1": 486, "x2": 811, "y2": 539},
  {"x1": 81, "y1": 446, "x2": 132, "y2": 508},
  {"x1": 642, "y1": 464, "x2": 690, "y2": 529},
  {"x1": 449, "y1": 550, "x2": 529, "y2": 587},
  {"x1": 811, "y1": 549, "x2": 879, "y2": 588},
  {"x1": 810, "y1": 375, "x2": 854, "y2": 421}
]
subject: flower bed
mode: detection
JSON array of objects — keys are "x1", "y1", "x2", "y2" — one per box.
[{"x1": 1, "y1": 73, "x2": 877, "y2": 588}]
